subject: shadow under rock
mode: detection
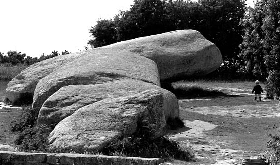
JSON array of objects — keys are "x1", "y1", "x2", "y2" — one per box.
[{"x1": 168, "y1": 86, "x2": 241, "y2": 99}]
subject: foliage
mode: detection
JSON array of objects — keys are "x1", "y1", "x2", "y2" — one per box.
[
  {"x1": 114, "y1": 0, "x2": 174, "y2": 41},
  {"x1": 14, "y1": 124, "x2": 52, "y2": 152},
  {"x1": 266, "y1": 134, "x2": 280, "y2": 165},
  {"x1": 0, "y1": 50, "x2": 70, "y2": 67},
  {"x1": 240, "y1": 0, "x2": 280, "y2": 95},
  {"x1": 89, "y1": 0, "x2": 246, "y2": 65},
  {"x1": 10, "y1": 106, "x2": 52, "y2": 152},
  {"x1": 262, "y1": 0, "x2": 280, "y2": 72},
  {"x1": 101, "y1": 118, "x2": 194, "y2": 161},
  {"x1": 265, "y1": 71, "x2": 280, "y2": 98},
  {"x1": 197, "y1": 0, "x2": 246, "y2": 61},
  {"x1": 239, "y1": 2, "x2": 267, "y2": 79},
  {"x1": 10, "y1": 106, "x2": 37, "y2": 132},
  {"x1": 88, "y1": 19, "x2": 118, "y2": 47}
]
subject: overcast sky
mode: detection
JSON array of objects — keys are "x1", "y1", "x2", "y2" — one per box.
[{"x1": 0, "y1": 0, "x2": 255, "y2": 57}]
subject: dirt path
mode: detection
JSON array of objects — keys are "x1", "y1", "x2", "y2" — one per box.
[{"x1": 168, "y1": 82, "x2": 280, "y2": 164}]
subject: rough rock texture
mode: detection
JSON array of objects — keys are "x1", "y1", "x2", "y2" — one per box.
[
  {"x1": 32, "y1": 49, "x2": 159, "y2": 109},
  {"x1": 5, "y1": 52, "x2": 83, "y2": 103},
  {"x1": 48, "y1": 90, "x2": 166, "y2": 152},
  {"x1": 4, "y1": 29, "x2": 222, "y2": 152},
  {"x1": 37, "y1": 79, "x2": 178, "y2": 127},
  {"x1": 0, "y1": 151, "x2": 164, "y2": 165},
  {"x1": 105, "y1": 30, "x2": 222, "y2": 80}
]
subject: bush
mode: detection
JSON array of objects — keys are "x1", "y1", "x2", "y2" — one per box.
[
  {"x1": 14, "y1": 124, "x2": 52, "y2": 152},
  {"x1": 265, "y1": 134, "x2": 280, "y2": 164},
  {"x1": 10, "y1": 106, "x2": 52, "y2": 152},
  {"x1": 101, "y1": 135, "x2": 194, "y2": 161},
  {"x1": 265, "y1": 71, "x2": 280, "y2": 99},
  {"x1": 100, "y1": 118, "x2": 194, "y2": 161},
  {"x1": 10, "y1": 106, "x2": 37, "y2": 132}
]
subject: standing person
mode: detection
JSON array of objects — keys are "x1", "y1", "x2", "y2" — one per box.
[{"x1": 252, "y1": 80, "x2": 263, "y2": 101}]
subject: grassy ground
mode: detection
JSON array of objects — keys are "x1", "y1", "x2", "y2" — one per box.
[
  {"x1": 0, "y1": 64, "x2": 27, "y2": 80},
  {"x1": 166, "y1": 80, "x2": 280, "y2": 164},
  {"x1": 0, "y1": 80, "x2": 9, "y2": 101}
]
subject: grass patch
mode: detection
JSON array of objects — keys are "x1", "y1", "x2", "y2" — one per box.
[
  {"x1": 10, "y1": 106, "x2": 38, "y2": 132},
  {"x1": 13, "y1": 124, "x2": 52, "y2": 152},
  {"x1": 100, "y1": 118, "x2": 194, "y2": 161},
  {"x1": 10, "y1": 106, "x2": 52, "y2": 152},
  {"x1": 0, "y1": 64, "x2": 27, "y2": 80}
]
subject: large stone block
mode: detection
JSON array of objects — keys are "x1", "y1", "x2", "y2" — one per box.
[
  {"x1": 4, "y1": 30, "x2": 222, "y2": 153},
  {"x1": 105, "y1": 29, "x2": 222, "y2": 80},
  {"x1": 5, "y1": 52, "x2": 82, "y2": 104},
  {"x1": 32, "y1": 48, "x2": 159, "y2": 109},
  {"x1": 48, "y1": 90, "x2": 167, "y2": 152},
  {"x1": 37, "y1": 79, "x2": 178, "y2": 127}
]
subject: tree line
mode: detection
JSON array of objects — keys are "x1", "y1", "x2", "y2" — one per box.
[
  {"x1": 89, "y1": 0, "x2": 244, "y2": 62},
  {"x1": 0, "y1": 50, "x2": 70, "y2": 66},
  {"x1": 88, "y1": 0, "x2": 246, "y2": 79},
  {"x1": 88, "y1": 0, "x2": 280, "y2": 97}
]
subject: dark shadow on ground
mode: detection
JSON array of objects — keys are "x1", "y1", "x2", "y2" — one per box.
[{"x1": 169, "y1": 86, "x2": 241, "y2": 99}]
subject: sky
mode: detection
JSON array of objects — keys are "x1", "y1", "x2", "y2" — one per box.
[{"x1": 0, "y1": 0, "x2": 255, "y2": 57}]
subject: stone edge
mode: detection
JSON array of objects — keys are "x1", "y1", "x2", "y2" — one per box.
[{"x1": 0, "y1": 151, "x2": 164, "y2": 165}]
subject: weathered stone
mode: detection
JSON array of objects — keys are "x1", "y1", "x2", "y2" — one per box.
[
  {"x1": 6, "y1": 30, "x2": 221, "y2": 106},
  {"x1": 37, "y1": 79, "x2": 178, "y2": 127},
  {"x1": 105, "y1": 29, "x2": 222, "y2": 80},
  {"x1": 0, "y1": 151, "x2": 163, "y2": 165},
  {"x1": 4, "y1": 30, "x2": 222, "y2": 154},
  {"x1": 5, "y1": 52, "x2": 82, "y2": 104},
  {"x1": 48, "y1": 89, "x2": 167, "y2": 152},
  {"x1": 32, "y1": 49, "x2": 159, "y2": 109}
]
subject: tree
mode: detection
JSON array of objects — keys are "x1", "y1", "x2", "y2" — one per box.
[
  {"x1": 0, "y1": 52, "x2": 5, "y2": 63},
  {"x1": 88, "y1": 0, "x2": 246, "y2": 66},
  {"x1": 24, "y1": 56, "x2": 38, "y2": 65},
  {"x1": 261, "y1": 0, "x2": 280, "y2": 97},
  {"x1": 88, "y1": 19, "x2": 117, "y2": 48},
  {"x1": 262, "y1": 0, "x2": 280, "y2": 72},
  {"x1": 6, "y1": 51, "x2": 26, "y2": 65},
  {"x1": 239, "y1": 1, "x2": 267, "y2": 79},
  {"x1": 197, "y1": 0, "x2": 246, "y2": 61}
]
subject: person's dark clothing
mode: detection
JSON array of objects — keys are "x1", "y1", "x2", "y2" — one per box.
[{"x1": 252, "y1": 84, "x2": 263, "y2": 94}]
